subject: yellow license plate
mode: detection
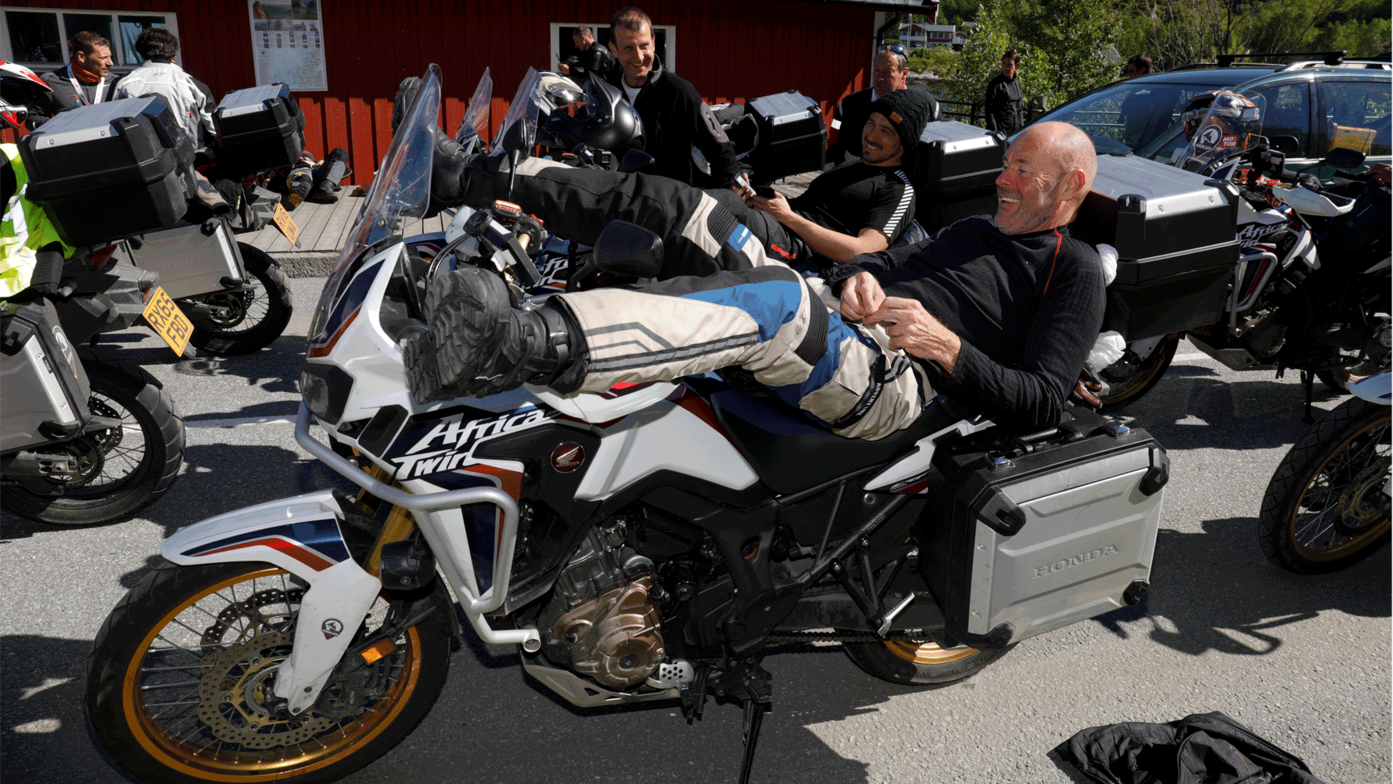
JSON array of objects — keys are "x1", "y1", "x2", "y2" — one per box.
[
  {"x1": 142, "y1": 286, "x2": 195, "y2": 356},
  {"x1": 273, "y1": 203, "x2": 301, "y2": 247}
]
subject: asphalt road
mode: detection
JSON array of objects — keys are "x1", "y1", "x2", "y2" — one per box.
[{"x1": 2, "y1": 275, "x2": 1388, "y2": 784}]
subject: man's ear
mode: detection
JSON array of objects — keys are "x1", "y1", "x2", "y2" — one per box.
[{"x1": 608, "y1": 40, "x2": 619, "y2": 56}]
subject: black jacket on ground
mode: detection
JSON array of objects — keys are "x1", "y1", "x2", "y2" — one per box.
[
  {"x1": 1055, "y1": 711, "x2": 1327, "y2": 784},
  {"x1": 830, "y1": 218, "x2": 1104, "y2": 428},
  {"x1": 985, "y1": 73, "x2": 1023, "y2": 134},
  {"x1": 608, "y1": 58, "x2": 739, "y2": 187}
]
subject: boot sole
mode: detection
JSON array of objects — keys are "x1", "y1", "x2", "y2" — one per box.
[
  {"x1": 426, "y1": 268, "x2": 511, "y2": 391},
  {"x1": 403, "y1": 329, "x2": 445, "y2": 403}
]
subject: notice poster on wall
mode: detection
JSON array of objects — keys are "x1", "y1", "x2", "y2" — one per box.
[{"x1": 249, "y1": 0, "x2": 327, "y2": 91}]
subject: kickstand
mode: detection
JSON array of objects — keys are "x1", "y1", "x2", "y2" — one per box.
[
  {"x1": 738, "y1": 699, "x2": 771, "y2": 784},
  {"x1": 1301, "y1": 370, "x2": 1315, "y2": 424}
]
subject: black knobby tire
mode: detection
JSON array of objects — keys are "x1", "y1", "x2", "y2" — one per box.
[
  {"x1": 1, "y1": 357, "x2": 184, "y2": 525},
  {"x1": 86, "y1": 560, "x2": 451, "y2": 784},
  {"x1": 186, "y1": 244, "x2": 293, "y2": 355},
  {"x1": 1097, "y1": 334, "x2": 1180, "y2": 410},
  {"x1": 1259, "y1": 397, "x2": 1391, "y2": 574},
  {"x1": 842, "y1": 637, "x2": 1015, "y2": 685}
]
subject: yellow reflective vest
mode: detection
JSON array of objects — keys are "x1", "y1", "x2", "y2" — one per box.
[{"x1": 2, "y1": 143, "x2": 72, "y2": 297}]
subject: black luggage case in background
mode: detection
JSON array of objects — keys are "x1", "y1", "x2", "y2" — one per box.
[
  {"x1": 214, "y1": 83, "x2": 307, "y2": 175},
  {"x1": 20, "y1": 97, "x2": 195, "y2": 247},
  {"x1": 910, "y1": 120, "x2": 1007, "y2": 233},
  {"x1": 918, "y1": 409, "x2": 1167, "y2": 649},
  {"x1": 1074, "y1": 156, "x2": 1240, "y2": 341},
  {"x1": 744, "y1": 91, "x2": 826, "y2": 184}
]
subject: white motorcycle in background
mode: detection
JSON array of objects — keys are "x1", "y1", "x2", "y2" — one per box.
[{"x1": 84, "y1": 67, "x2": 1170, "y2": 784}]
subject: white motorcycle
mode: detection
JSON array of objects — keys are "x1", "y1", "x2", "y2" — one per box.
[{"x1": 85, "y1": 67, "x2": 1171, "y2": 784}]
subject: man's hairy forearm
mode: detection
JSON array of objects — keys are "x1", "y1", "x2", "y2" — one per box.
[{"x1": 778, "y1": 211, "x2": 884, "y2": 264}]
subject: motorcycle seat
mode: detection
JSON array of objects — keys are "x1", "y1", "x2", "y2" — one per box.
[{"x1": 695, "y1": 377, "x2": 977, "y2": 496}]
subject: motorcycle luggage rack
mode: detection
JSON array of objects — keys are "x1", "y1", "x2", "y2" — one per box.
[{"x1": 294, "y1": 403, "x2": 541, "y2": 650}]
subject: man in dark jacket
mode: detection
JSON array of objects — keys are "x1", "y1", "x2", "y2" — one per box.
[
  {"x1": 558, "y1": 26, "x2": 614, "y2": 82},
  {"x1": 606, "y1": 7, "x2": 740, "y2": 187},
  {"x1": 985, "y1": 49, "x2": 1023, "y2": 135},
  {"x1": 28, "y1": 31, "x2": 118, "y2": 126},
  {"x1": 827, "y1": 44, "x2": 917, "y2": 164}
]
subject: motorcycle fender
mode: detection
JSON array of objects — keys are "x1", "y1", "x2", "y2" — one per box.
[{"x1": 162, "y1": 490, "x2": 383, "y2": 715}]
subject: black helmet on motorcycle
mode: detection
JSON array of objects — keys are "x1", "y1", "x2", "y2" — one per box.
[
  {"x1": 540, "y1": 76, "x2": 644, "y2": 160},
  {"x1": 0, "y1": 61, "x2": 51, "y2": 130},
  {"x1": 1181, "y1": 91, "x2": 1219, "y2": 141}
]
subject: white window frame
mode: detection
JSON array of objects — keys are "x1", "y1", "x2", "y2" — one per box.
[
  {"x1": 0, "y1": 6, "x2": 180, "y2": 74},
  {"x1": 548, "y1": 22, "x2": 676, "y2": 76}
]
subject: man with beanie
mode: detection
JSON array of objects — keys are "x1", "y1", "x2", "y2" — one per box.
[
  {"x1": 28, "y1": 31, "x2": 118, "y2": 126},
  {"x1": 407, "y1": 120, "x2": 1104, "y2": 440},
  {"x1": 411, "y1": 86, "x2": 930, "y2": 278}
]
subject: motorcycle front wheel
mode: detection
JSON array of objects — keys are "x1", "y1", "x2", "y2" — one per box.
[
  {"x1": 1, "y1": 356, "x2": 184, "y2": 525},
  {"x1": 1259, "y1": 397, "x2": 1391, "y2": 574},
  {"x1": 186, "y1": 244, "x2": 293, "y2": 355},
  {"x1": 86, "y1": 560, "x2": 450, "y2": 784},
  {"x1": 1097, "y1": 334, "x2": 1180, "y2": 410},
  {"x1": 842, "y1": 637, "x2": 1015, "y2": 685}
]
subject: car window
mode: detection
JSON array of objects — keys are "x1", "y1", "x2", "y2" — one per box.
[
  {"x1": 1041, "y1": 82, "x2": 1220, "y2": 151},
  {"x1": 1247, "y1": 82, "x2": 1310, "y2": 157},
  {"x1": 1319, "y1": 80, "x2": 1392, "y2": 157}
]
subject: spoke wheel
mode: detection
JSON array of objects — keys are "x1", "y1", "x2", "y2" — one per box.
[
  {"x1": 2, "y1": 356, "x2": 183, "y2": 525},
  {"x1": 86, "y1": 561, "x2": 449, "y2": 784},
  {"x1": 842, "y1": 636, "x2": 1015, "y2": 685},
  {"x1": 1259, "y1": 397, "x2": 1391, "y2": 574},
  {"x1": 186, "y1": 244, "x2": 293, "y2": 355},
  {"x1": 1097, "y1": 334, "x2": 1180, "y2": 410}
]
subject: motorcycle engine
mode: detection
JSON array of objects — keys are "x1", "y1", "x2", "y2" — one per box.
[{"x1": 538, "y1": 520, "x2": 665, "y2": 690}]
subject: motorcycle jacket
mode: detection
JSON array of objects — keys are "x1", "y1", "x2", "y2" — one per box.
[
  {"x1": 1, "y1": 144, "x2": 71, "y2": 297},
  {"x1": 112, "y1": 60, "x2": 214, "y2": 149},
  {"x1": 607, "y1": 58, "x2": 739, "y2": 186}
]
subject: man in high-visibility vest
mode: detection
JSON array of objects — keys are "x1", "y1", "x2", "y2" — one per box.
[{"x1": 1, "y1": 61, "x2": 72, "y2": 297}]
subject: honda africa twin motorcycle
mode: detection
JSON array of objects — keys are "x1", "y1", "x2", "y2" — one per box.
[
  {"x1": 1, "y1": 249, "x2": 185, "y2": 525},
  {"x1": 1096, "y1": 91, "x2": 1391, "y2": 410},
  {"x1": 1258, "y1": 370, "x2": 1390, "y2": 573},
  {"x1": 85, "y1": 67, "x2": 1170, "y2": 784}
]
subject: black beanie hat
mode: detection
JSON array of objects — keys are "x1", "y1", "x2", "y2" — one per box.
[{"x1": 867, "y1": 89, "x2": 935, "y2": 162}]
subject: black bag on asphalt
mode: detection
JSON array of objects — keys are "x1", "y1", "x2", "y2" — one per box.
[{"x1": 1055, "y1": 711, "x2": 1328, "y2": 784}]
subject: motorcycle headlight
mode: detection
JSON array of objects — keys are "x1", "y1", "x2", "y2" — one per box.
[{"x1": 299, "y1": 362, "x2": 354, "y2": 425}]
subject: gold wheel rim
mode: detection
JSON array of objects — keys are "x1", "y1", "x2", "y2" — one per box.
[
  {"x1": 1291, "y1": 417, "x2": 1391, "y2": 563},
  {"x1": 883, "y1": 639, "x2": 981, "y2": 665},
  {"x1": 120, "y1": 567, "x2": 423, "y2": 782}
]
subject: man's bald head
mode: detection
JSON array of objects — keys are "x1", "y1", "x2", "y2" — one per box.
[{"x1": 994, "y1": 122, "x2": 1096, "y2": 235}]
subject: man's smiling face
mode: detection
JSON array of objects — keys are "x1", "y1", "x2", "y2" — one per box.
[{"x1": 994, "y1": 133, "x2": 1063, "y2": 235}]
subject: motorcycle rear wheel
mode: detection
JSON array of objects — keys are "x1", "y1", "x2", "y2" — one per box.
[
  {"x1": 1097, "y1": 334, "x2": 1180, "y2": 410},
  {"x1": 842, "y1": 637, "x2": 1015, "y2": 685},
  {"x1": 1259, "y1": 397, "x2": 1391, "y2": 574},
  {"x1": 1, "y1": 356, "x2": 184, "y2": 525},
  {"x1": 86, "y1": 560, "x2": 450, "y2": 784},
  {"x1": 186, "y1": 244, "x2": 293, "y2": 355}
]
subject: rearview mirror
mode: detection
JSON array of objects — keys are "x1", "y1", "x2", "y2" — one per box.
[
  {"x1": 618, "y1": 148, "x2": 656, "y2": 174},
  {"x1": 592, "y1": 220, "x2": 663, "y2": 278},
  {"x1": 1323, "y1": 145, "x2": 1366, "y2": 170}
]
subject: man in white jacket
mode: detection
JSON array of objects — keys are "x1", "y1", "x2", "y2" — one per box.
[{"x1": 113, "y1": 28, "x2": 214, "y2": 148}]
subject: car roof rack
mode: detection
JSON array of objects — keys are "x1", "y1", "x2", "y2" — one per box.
[
  {"x1": 1216, "y1": 50, "x2": 1346, "y2": 67},
  {"x1": 1168, "y1": 62, "x2": 1283, "y2": 71}
]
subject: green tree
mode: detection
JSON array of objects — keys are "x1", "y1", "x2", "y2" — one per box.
[
  {"x1": 1013, "y1": 0, "x2": 1125, "y2": 99},
  {"x1": 942, "y1": 0, "x2": 1060, "y2": 123}
]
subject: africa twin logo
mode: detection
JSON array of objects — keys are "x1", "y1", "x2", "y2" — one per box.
[
  {"x1": 391, "y1": 408, "x2": 556, "y2": 480},
  {"x1": 1033, "y1": 545, "x2": 1119, "y2": 578},
  {"x1": 1237, "y1": 221, "x2": 1284, "y2": 247}
]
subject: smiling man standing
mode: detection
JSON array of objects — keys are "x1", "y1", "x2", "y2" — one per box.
[{"x1": 605, "y1": 6, "x2": 740, "y2": 187}]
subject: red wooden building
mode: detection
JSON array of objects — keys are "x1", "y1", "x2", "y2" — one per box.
[{"x1": 2, "y1": 0, "x2": 925, "y2": 183}]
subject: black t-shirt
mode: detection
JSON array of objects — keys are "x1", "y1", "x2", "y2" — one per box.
[
  {"x1": 790, "y1": 160, "x2": 915, "y2": 245},
  {"x1": 830, "y1": 218, "x2": 1105, "y2": 427}
]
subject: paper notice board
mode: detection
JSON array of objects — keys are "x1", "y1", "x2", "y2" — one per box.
[{"x1": 249, "y1": 0, "x2": 327, "y2": 91}]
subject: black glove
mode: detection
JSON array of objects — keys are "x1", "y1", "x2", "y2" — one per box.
[{"x1": 392, "y1": 77, "x2": 423, "y2": 134}]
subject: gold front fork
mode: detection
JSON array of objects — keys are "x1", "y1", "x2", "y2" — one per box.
[{"x1": 355, "y1": 465, "x2": 419, "y2": 578}]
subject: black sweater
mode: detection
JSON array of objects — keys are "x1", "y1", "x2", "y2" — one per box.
[
  {"x1": 609, "y1": 59, "x2": 739, "y2": 186},
  {"x1": 830, "y1": 218, "x2": 1105, "y2": 427}
]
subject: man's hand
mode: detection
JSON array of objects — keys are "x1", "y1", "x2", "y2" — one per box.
[
  {"x1": 839, "y1": 272, "x2": 885, "y2": 323},
  {"x1": 751, "y1": 192, "x2": 796, "y2": 223},
  {"x1": 864, "y1": 296, "x2": 962, "y2": 373},
  {"x1": 1367, "y1": 162, "x2": 1391, "y2": 187},
  {"x1": 558, "y1": 63, "x2": 571, "y2": 76}
]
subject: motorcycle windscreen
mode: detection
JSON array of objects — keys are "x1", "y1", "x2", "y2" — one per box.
[
  {"x1": 490, "y1": 68, "x2": 542, "y2": 156},
  {"x1": 308, "y1": 64, "x2": 440, "y2": 355},
  {"x1": 454, "y1": 68, "x2": 493, "y2": 146},
  {"x1": 1177, "y1": 90, "x2": 1267, "y2": 175}
]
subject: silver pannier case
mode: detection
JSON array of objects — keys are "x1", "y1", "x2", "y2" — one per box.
[
  {"x1": 125, "y1": 221, "x2": 246, "y2": 300},
  {"x1": 0, "y1": 300, "x2": 91, "y2": 454}
]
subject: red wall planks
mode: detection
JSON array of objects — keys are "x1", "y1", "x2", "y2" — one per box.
[{"x1": 7, "y1": 0, "x2": 879, "y2": 183}]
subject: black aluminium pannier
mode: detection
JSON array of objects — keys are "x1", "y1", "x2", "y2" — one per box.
[
  {"x1": 20, "y1": 96, "x2": 195, "y2": 247},
  {"x1": 743, "y1": 91, "x2": 826, "y2": 184},
  {"x1": 909, "y1": 120, "x2": 1007, "y2": 233},
  {"x1": 214, "y1": 83, "x2": 307, "y2": 175},
  {"x1": 918, "y1": 409, "x2": 1167, "y2": 649},
  {"x1": 1074, "y1": 155, "x2": 1241, "y2": 341}
]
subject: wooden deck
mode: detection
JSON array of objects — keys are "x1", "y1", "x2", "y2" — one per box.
[{"x1": 243, "y1": 170, "x2": 820, "y2": 256}]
